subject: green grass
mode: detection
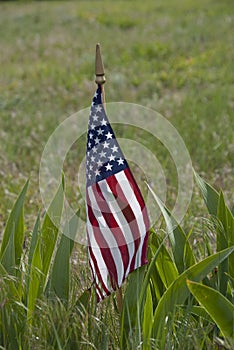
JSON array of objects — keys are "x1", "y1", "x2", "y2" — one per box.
[
  {"x1": 1, "y1": 171, "x2": 234, "y2": 349},
  {"x1": 0, "y1": 0, "x2": 233, "y2": 225}
]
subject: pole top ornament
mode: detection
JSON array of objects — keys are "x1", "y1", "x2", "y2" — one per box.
[{"x1": 95, "y1": 43, "x2": 106, "y2": 85}]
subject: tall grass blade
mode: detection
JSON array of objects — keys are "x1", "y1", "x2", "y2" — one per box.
[
  {"x1": 48, "y1": 312, "x2": 64, "y2": 350},
  {"x1": 27, "y1": 239, "x2": 43, "y2": 323},
  {"x1": 146, "y1": 231, "x2": 164, "y2": 306},
  {"x1": 142, "y1": 285, "x2": 153, "y2": 349},
  {"x1": 217, "y1": 191, "x2": 234, "y2": 287},
  {"x1": 0, "y1": 263, "x2": 19, "y2": 297},
  {"x1": 193, "y1": 170, "x2": 219, "y2": 215},
  {"x1": 28, "y1": 214, "x2": 40, "y2": 268},
  {"x1": 218, "y1": 191, "x2": 229, "y2": 234},
  {"x1": 119, "y1": 230, "x2": 169, "y2": 348},
  {"x1": 217, "y1": 192, "x2": 229, "y2": 295},
  {"x1": 139, "y1": 231, "x2": 168, "y2": 312},
  {"x1": 151, "y1": 247, "x2": 234, "y2": 340},
  {"x1": 120, "y1": 266, "x2": 146, "y2": 350},
  {"x1": 231, "y1": 205, "x2": 234, "y2": 217},
  {"x1": 147, "y1": 184, "x2": 195, "y2": 273},
  {"x1": 1, "y1": 262, "x2": 26, "y2": 349},
  {"x1": 24, "y1": 214, "x2": 41, "y2": 305},
  {"x1": 226, "y1": 215, "x2": 234, "y2": 287},
  {"x1": 0, "y1": 180, "x2": 28, "y2": 270},
  {"x1": 194, "y1": 173, "x2": 234, "y2": 289},
  {"x1": 187, "y1": 280, "x2": 234, "y2": 339},
  {"x1": 186, "y1": 305, "x2": 213, "y2": 322}
]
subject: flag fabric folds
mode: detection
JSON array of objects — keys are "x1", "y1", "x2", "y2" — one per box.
[{"x1": 86, "y1": 85, "x2": 150, "y2": 301}]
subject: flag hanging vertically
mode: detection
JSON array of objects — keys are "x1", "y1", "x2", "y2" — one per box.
[{"x1": 86, "y1": 46, "x2": 150, "y2": 301}]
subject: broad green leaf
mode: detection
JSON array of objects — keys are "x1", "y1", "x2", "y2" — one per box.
[
  {"x1": 151, "y1": 235, "x2": 178, "y2": 289},
  {"x1": 40, "y1": 181, "x2": 64, "y2": 287},
  {"x1": 48, "y1": 235, "x2": 71, "y2": 302},
  {"x1": 187, "y1": 280, "x2": 234, "y2": 339},
  {"x1": 0, "y1": 229, "x2": 15, "y2": 275},
  {"x1": 0, "y1": 180, "x2": 28, "y2": 268},
  {"x1": 193, "y1": 170, "x2": 219, "y2": 216},
  {"x1": 48, "y1": 213, "x2": 78, "y2": 303},
  {"x1": 147, "y1": 184, "x2": 195, "y2": 273},
  {"x1": 151, "y1": 247, "x2": 234, "y2": 340},
  {"x1": 120, "y1": 265, "x2": 146, "y2": 350}
]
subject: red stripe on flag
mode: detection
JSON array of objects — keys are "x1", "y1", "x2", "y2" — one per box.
[
  {"x1": 141, "y1": 234, "x2": 149, "y2": 265},
  {"x1": 88, "y1": 246, "x2": 109, "y2": 298}
]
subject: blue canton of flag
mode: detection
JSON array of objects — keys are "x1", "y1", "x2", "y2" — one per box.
[{"x1": 86, "y1": 86, "x2": 127, "y2": 185}]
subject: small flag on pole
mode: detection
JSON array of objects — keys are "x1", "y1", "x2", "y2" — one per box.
[{"x1": 86, "y1": 45, "x2": 150, "y2": 301}]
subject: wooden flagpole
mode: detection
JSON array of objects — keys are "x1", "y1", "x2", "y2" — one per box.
[
  {"x1": 95, "y1": 43, "x2": 106, "y2": 110},
  {"x1": 95, "y1": 43, "x2": 123, "y2": 313}
]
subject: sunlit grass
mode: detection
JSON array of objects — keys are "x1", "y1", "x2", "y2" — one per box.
[{"x1": 0, "y1": 0, "x2": 233, "y2": 227}]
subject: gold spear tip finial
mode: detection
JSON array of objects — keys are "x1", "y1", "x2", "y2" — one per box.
[{"x1": 95, "y1": 43, "x2": 106, "y2": 85}]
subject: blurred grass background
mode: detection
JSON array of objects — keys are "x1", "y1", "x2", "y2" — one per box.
[{"x1": 0, "y1": 0, "x2": 233, "y2": 230}]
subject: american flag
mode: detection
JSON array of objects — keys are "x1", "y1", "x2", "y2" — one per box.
[{"x1": 86, "y1": 85, "x2": 150, "y2": 301}]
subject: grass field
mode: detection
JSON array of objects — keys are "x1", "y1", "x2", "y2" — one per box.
[
  {"x1": 0, "y1": 0, "x2": 233, "y2": 221},
  {"x1": 0, "y1": 1, "x2": 234, "y2": 349}
]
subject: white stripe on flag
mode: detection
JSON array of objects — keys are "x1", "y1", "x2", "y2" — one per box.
[
  {"x1": 87, "y1": 216, "x2": 110, "y2": 292},
  {"x1": 134, "y1": 233, "x2": 147, "y2": 270},
  {"x1": 88, "y1": 252, "x2": 105, "y2": 300},
  {"x1": 115, "y1": 171, "x2": 147, "y2": 237}
]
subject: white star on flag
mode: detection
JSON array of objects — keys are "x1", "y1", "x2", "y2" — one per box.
[
  {"x1": 105, "y1": 163, "x2": 113, "y2": 171},
  {"x1": 106, "y1": 132, "x2": 113, "y2": 139}
]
